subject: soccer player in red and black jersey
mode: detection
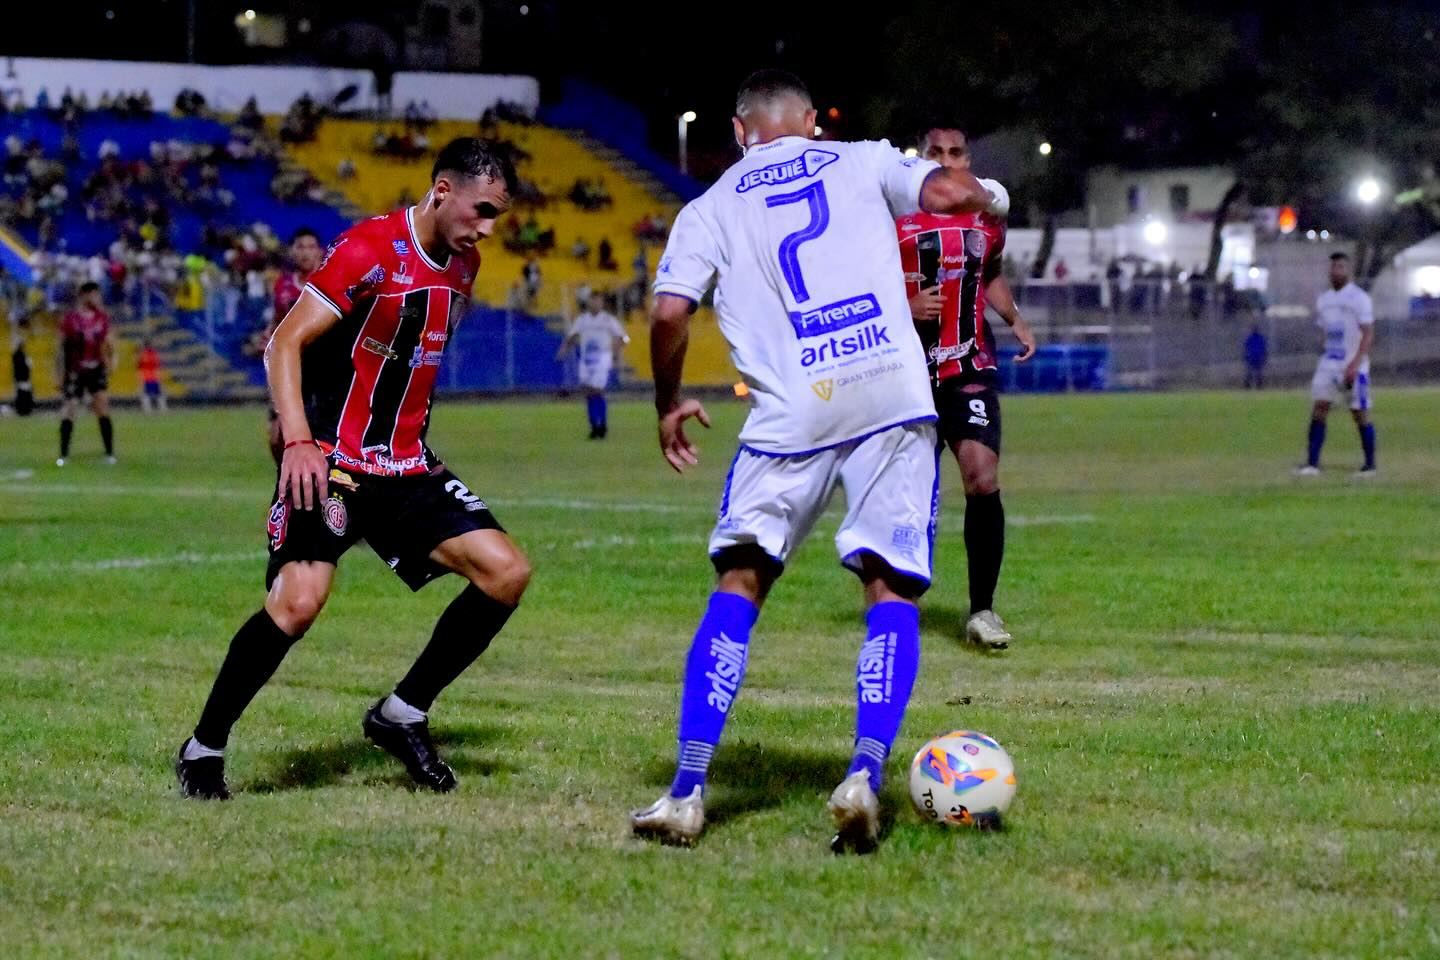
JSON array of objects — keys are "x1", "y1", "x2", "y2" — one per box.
[
  {"x1": 56, "y1": 281, "x2": 116, "y2": 466},
  {"x1": 264, "y1": 226, "x2": 325, "y2": 463},
  {"x1": 898, "y1": 124, "x2": 1036, "y2": 650},
  {"x1": 177, "y1": 139, "x2": 532, "y2": 799}
]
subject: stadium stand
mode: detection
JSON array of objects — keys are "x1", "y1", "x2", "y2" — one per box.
[{"x1": 0, "y1": 95, "x2": 742, "y2": 401}]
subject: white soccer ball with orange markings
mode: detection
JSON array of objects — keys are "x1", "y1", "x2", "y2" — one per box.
[{"x1": 908, "y1": 730, "x2": 1016, "y2": 830}]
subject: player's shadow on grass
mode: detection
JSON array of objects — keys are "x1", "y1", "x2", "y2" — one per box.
[
  {"x1": 246, "y1": 723, "x2": 512, "y2": 793},
  {"x1": 644, "y1": 739, "x2": 843, "y2": 827}
]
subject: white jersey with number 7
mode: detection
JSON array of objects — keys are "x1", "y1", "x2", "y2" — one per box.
[{"x1": 653, "y1": 137, "x2": 942, "y2": 454}]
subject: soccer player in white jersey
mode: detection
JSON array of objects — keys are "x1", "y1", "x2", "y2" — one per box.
[
  {"x1": 630, "y1": 69, "x2": 1008, "y2": 852},
  {"x1": 557, "y1": 290, "x2": 629, "y2": 438},
  {"x1": 1297, "y1": 252, "x2": 1376, "y2": 476}
]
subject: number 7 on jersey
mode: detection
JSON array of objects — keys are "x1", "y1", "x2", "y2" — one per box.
[{"x1": 765, "y1": 181, "x2": 830, "y2": 304}]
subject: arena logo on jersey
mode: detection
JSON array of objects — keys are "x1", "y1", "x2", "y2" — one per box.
[
  {"x1": 789, "y1": 293, "x2": 881, "y2": 339},
  {"x1": 735, "y1": 149, "x2": 839, "y2": 193}
]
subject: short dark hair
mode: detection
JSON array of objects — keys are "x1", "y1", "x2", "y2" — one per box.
[
  {"x1": 431, "y1": 137, "x2": 517, "y2": 193},
  {"x1": 736, "y1": 69, "x2": 812, "y2": 115},
  {"x1": 1330, "y1": 251, "x2": 1350, "y2": 262},
  {"x1": 79, "y1": 281, "x2": 100, "y2": 295},
  {"x1": 290, "y1": 226, "x2": 319, "y2": 244},
  {"x1": 918, "y1": 123, "x2": 968, "y2": 149}
]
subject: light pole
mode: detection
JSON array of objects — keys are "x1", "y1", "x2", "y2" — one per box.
[{"x1": 678, "y1": 111, "x2": 696, "y2": 176}]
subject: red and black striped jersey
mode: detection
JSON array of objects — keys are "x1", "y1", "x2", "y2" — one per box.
[
  {"x1": 896, "y1": 211, "x2": 1006, "y2": 385},
  {"x1": 302, "y1": 206, "x2": 480, "y2": 476},
  {"x1": 61, "y1": 306, "x2": 111, "y2": 372}
]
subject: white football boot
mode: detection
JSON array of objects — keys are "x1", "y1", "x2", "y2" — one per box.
[
  {"x1": 1293, "y1": 465, "x2": 1321, "y2": 477},
  {"x1": 965, "y1": 609, "x2": 1012, "y2": 650},
  {"x1": 827, "y1": 770, "x2": 880, "y2": 854},
  {"x1": 630, "y1": 787, "x2": 705, "y2": 846}
]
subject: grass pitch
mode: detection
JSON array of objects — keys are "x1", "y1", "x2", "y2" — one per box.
[{"x1": 1, "y1": 389, "x2": 1437, "y2": 958}]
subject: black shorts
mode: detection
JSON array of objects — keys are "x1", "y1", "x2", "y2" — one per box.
[
  {"x1": 265, "y1": 459, "x2": 504, "y2": 592},
  {"x1": 63, "y1": 367, "x2": 108, "y2": 400},
  {"x1": 935, "y1": 379, "x2": 1001, "y2": 455}
]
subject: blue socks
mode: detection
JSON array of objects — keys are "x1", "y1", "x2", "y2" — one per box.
[
  {"x1": 1307, "y1": 419, "x2": 1326, "y2": 467},
  {"x1": 1308, "y1": 418, "x2": 1377, "y2": 469},
  {"x1": 847, "y1": 601, "x2": 921, "y2": 793},
  {"x1": 670, "y1": 592, "x2": 759, "y2": 798},
  {"x1": 667, "y1": 595, "x2": 922, "y2": 799},
  {"x1": 1359, "y1": 423, "x2": 1376, "y2": 469},
  {"x1": 586, "y1": 394, "x2": 607, "y2": 430}
]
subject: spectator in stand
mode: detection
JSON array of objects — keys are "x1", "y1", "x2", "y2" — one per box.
[
  {"x1": 237, "y1": 96, "x2": 263, "y2": 131},
  {"x1": 597, "y1": 237, "x2": 617, "y2": 271},
  {"x1": 1243, "y1": 324, "x2": 1268, "y2": 390},
  {"x1": 519, "y1": 215, "x2": 541, "y2": 250},
  {"x1": 137, "y1": 339, "x2": 167, "y2": 413},
  {"x1": 97, "y1": 91, "x2": 114, "y2": 112},
  {"x1": 572, "y1": 236, "x2": 591, "y2": 264},
  {"x1": 35, "y1": 88, "x2": 50, "y2": 112},
  {"x1": 1054, "y1": 257, "x2": 1070, "y2": 283},
  {"x1": 338, "y1": 157, "x2": 357, "y2": 180},
  {"x1": 523, "y1": 255, "x2": 543, "y2": 301},
  {"x1": 505, "y1": 280, "x2": 529, "y2": 312}
]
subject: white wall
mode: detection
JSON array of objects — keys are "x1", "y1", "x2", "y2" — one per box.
[
  {"x1": 1, "y1": 57, "x2": 538, "y2": 119},
  {"x1": 1086, "y1": 165, "x2": 1237, "y2": 228},
  {"x1": 1001, "y1": 223, "x2": 1255, "y2": 281},
  {"x1": 1372, "y1": 232, "x2": 1440, "y2": 318}
]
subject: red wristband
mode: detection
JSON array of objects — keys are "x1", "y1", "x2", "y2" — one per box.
[{"x1": 283, "y1": 439, "x2": 318, "y2": 451}]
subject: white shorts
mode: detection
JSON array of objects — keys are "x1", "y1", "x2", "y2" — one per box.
[
  {"x1": 578, "y1": 360, "x2": 612, "y2": 391},
  {"x1": 1310, "y1": 358, "x2": 1371, "y2": 411},
  {"x1": 708, "y1": 420, "x2": 940, "y2": 587}
]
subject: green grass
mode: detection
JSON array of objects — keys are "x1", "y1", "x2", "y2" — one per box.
[{"x1": 2, "y1": 389, "x2": 1438, "y2": 958}]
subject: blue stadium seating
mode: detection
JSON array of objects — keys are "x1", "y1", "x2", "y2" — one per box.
[{"x1": 0, "y1": 109, "x2": 348, "y2": 256}]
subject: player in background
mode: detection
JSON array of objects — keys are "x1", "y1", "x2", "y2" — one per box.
[
  {"x1": 901, "y1": 125, "x2": 1036, "y2": 649},
  {"x1": 56, "y1": 282, "x2": 116, "y2": 466},
  {"x1": 631, "y1": 70, "x2": 1008, "y2": 852},
  {"x1": 555, "y1": 289, "x2": 629, "y2": 438},
  {"x1": 137, "y1": 339, "x2": 167, "y2": 413},
  {"x1": 1297, "y1": 252, "x2": 1376, "y2": 477},
  {"x1": 176, "y1": 139, "x2": 532, "y2": 800},
  {"x1": 265, "y1": 227, "x2": 325, "y2": 462}
]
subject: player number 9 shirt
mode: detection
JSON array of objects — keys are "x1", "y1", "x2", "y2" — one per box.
[
  {"x1": 302, "y1": 206, "x2": 479, "y2": 476},
  {"x1": 896, "y1": 211, "x2": 1006, "y2": 386}
]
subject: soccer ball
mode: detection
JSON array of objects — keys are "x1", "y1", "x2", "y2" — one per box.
[{"x1": 908, "y1": 730, "x2": 1016, "y2": 830}]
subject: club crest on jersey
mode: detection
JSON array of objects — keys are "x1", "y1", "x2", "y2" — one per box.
[
  {"x1": 735, "y1": 149, "x2": 839, "y2": 193},
  {"x1": 392, "y1": 239, "x2": 411, "y2": 257},
  {"x1": 811, "y1": 379, "x2": 834, "y2": 401},
  {"x1": 965, "y1": 231, "x2": 987, "y2": 258},
  {"x1": 789, "y1": 293, "x2": 881, "y2": 339},
  {"x1": 323, "y1": 494, "x2": 348, "y2": 536}
]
